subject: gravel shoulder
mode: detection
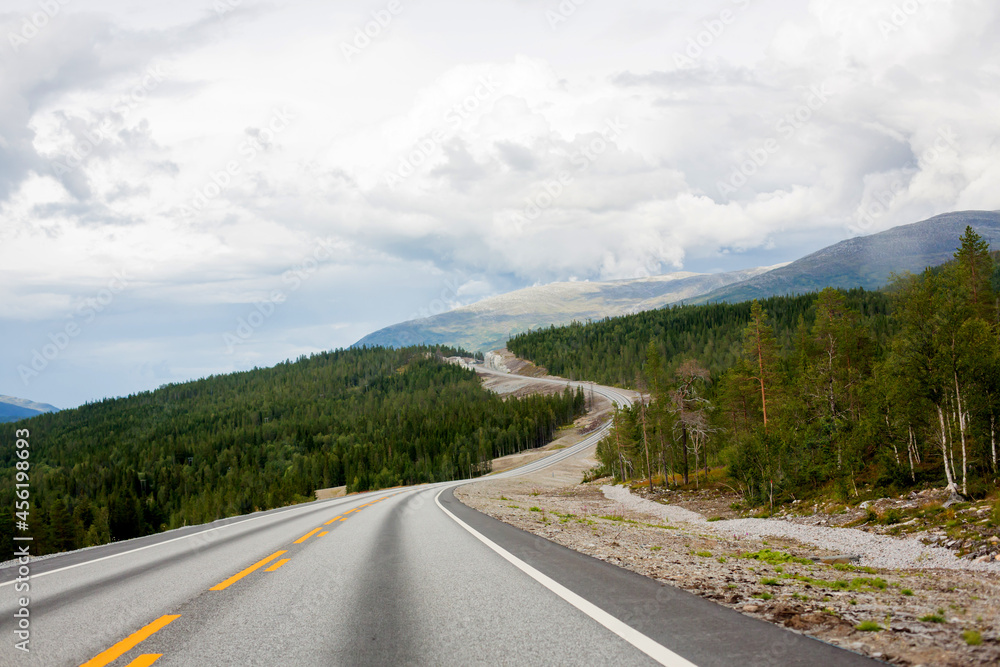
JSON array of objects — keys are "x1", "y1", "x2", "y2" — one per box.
[{"x1": 457, "y1": 446, "x2": 1000, "y2": 666}]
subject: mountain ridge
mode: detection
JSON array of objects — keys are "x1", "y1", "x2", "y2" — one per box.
[
  {"x1": 691, "y1": 210, "x2": 1000, "y2": 304},
  {"x1": 0, "y1": 395, "x2": 60, "y2": 423},
  {"x1": 354, "y1": 265, "x2": 779, "y2": 352}
]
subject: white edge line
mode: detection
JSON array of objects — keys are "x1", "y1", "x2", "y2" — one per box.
[
  {"x1": 0, "y1": 492, "x2": 381, "y2": 588},
  {"x1": 433, "y1": 488, "x2": 697, "y2": 667}
]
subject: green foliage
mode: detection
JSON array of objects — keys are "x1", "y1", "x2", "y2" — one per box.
[
  {"x1": 738, "y1": 548, "x2": 812, "y2": 566},
  {"x1": 920, "y1": 613, "x2": 947, "y2": 623},
  {"x1": 0, "y1": 346, "x2": 585, "y2": 556},
  {"x1": 856, "y1": 621, "x2": 882, "y2": 632},
  {"x1": 513, "y1": 230, "x2": 1000, "y2": 505},
  {"x1": 963, "y1": 630, "x2": 983, "y2": 646}
]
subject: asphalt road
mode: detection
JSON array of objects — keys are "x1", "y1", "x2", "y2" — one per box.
[{"x1": 0, "y1": 370, "x2": 878, "y2": 666}]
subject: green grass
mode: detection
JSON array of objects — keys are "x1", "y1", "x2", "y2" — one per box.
[
  {"x1": 901, "y1": 589, "x2": 914, "y2": 596},
  {"x1": 529, "y1": 506, "x2": 542, "y2": 512},
  {"x1": 738, "y1": 549, "x2": 812, "y2": 566},
  {"x1": 707, "y1": 516, "x2": 724, "y2": 522},
  {"x1": 650, "y1": 545, "x2": 662, "y2": 551},
  {"x1": 599, "y1": 514, "x2": 639, "y2": 525},
  {"x1": 963, "y1": 630, "x2": 983, "y2": 646},
  {"x1": 919, "y1": 613, "x2": 946, "y2": 623},
  {"x1": 856, "y1": 621, "x2": 882, "y2": 632},
  {"x1": 695, "y1": 550, "x2": 712, "y2": 558},
  {"x1": 752, "y1": 592, "x2": 773, "y2": 600},
  {"x1": 761, "y1": 578, "x2": 781, "y2": 586}
]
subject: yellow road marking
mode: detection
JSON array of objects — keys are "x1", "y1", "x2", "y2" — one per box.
[
  {"x1": 294, "y1": 528, "x2": 323, "y2": 544},
  {"x1": 318, "y1": 531, "x2": 328, "y2": 537},
  {"x1": 80, "y1": 615, "x2": 179, "y2": 667},
  {"x1": 324, "y1": 516, "x2": 342, "y2": 525},
  {"x1": 265, "y1": 558, "x2": 291, "y2": 572},
  {"x1": 210, "y1": 551, "x2": 287, "y2": 591},
  {"x1": 125, "y1": 655, "x2": 163, "y2": 667}
]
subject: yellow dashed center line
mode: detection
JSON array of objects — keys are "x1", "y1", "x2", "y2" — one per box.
[
  {"x1": 318, "y1": 531, "x2": 328, "y2": 537},
  {"x1": 80, "y1": 615, "x2": 180, "y2": 667},
  {"x1": 125, "y1": 655, "x2": 163, "y2": 667},
  {"x1": 265, "y1": 558, "x2": 291, "y2": 572},
  {"x1": 324, "y1": 516, "x2": 342, "y2": 525},
  {"x1": 210, "y1": 550, "x2": 287, "y2": 591},
  {"x1": 294, "y1": 528, "x2": 323, "y2": 544}
]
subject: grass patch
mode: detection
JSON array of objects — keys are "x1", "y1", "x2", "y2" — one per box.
[
  {"x1": 695, "y1": 550, "x2": 712, "y2": 558},
  {"x1": 650, "y1": 545, "x2": 662, "y2": 551},
  {"x1": 901, "y1": 589, "x2": 913, "y2": 596},
  {"x1": 739, "y1": 549, "x2": 811, "y2": 566},
  {"x1": 707, "y1": 516, "x2": 724, "y2": 522},
  {"x1": 529, "y1": 506, "x2": 542, "y2": 512},
  {"x1": 717, "y1": 556, "x2": 728, "y2": 563},
  {"x1": 761, "y1": 578, "x2": 781, "y2": 586},
  {"x1": 752, "y1": 592, "x2": 773, "y2": 600},
  {"x1": 856, "y1": 621, "x2": 882, "y2": 632},
  {"x1": 919, "y1": 613, "x2": 946, "y2": 623},
  {"x1": 963, "y1": 630, "x2": 983, "y2": 646}
]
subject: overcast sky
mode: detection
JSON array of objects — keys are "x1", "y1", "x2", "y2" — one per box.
[{"x1": 1, "y1": 0, "x2": 998, "y2": 408}]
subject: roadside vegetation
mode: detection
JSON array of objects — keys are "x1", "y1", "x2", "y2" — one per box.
[{"x1": 511, "y1": 228, "x2": 1000, "y2": 509}]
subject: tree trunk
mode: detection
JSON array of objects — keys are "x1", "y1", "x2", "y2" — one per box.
[
  {"x1": 991, "y1": 412, "x2": 997, "y2": 475},
  {"x1": 640, "y1": 397, "x2": 653, "y2": 492},
  {"x1": 937, "y1": 404, "x2": 958, "y2": 493},
  {"x1": 906, "y1": 424, "x2": 916, "y2": 482},
  {"x1": 681, "y1": 426, "x2": 689, "y2": 486},
  {"x1": 954, "y1": 372, "x2": 968, "y2": 495}
]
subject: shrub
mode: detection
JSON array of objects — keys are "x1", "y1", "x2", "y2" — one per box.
[
  {"x1": 963, "y1": 630, "x2": 983, "y2": 646},
  {"x1": 856, "y1": 621, "x2": 881, "y2": 632}
]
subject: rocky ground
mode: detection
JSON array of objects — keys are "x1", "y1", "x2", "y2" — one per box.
[
  {"x1": 458, "y1": 353, "x2": 1000, "y2": 665},
  {"x1": 458, "y1": 450, "x2": 1000, "y2": 666}
]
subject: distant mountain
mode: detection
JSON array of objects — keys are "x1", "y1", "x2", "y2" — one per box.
[
  {"x1": 691, "y1": 210, "x2": 1000, "y2": 304},
  {"x1": 0, "y1": 395, "x2": 60, "y2": 423},
  {"x1": 354, "y1": 266, "x2": 778, "y2": 352}
]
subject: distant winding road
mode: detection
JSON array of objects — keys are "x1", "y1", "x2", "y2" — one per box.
[{"x1": 0, "y1": 369, "x2": 877, "y2": 666}]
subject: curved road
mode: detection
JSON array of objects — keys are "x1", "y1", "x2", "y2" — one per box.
[{"x1": 0, "y1": 370, "x2": 876, "y2": 666}]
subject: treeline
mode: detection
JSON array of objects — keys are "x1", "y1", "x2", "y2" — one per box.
[
  {"x1": 513, "y1": 228, "x2": 1000, "y2": 507},
  {"x1": 509, "y1": 291, "x2": 893, "y2": 386},
  {"x1": 0, "y1": 346, "x2": 584, "y2": 555}
]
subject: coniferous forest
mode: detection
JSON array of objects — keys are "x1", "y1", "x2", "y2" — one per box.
[
  {"x1": 0, "y1": 346, "x2": 585, "y2": 556},
  {"x1": 510, "y1": 228, "x2": 1000, "y2": 508}
]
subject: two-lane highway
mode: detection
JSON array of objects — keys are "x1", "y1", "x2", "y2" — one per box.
[{"x1": 1, "y1": 371, "x2": 878, "y2": 666}]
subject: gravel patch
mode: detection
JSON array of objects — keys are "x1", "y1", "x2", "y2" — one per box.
[{"x1": 603, "y1": 485, "x2": 1000, "y2": 573}]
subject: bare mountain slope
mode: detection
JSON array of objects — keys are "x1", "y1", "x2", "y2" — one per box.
[{"x1": 354, "y1": 266, "x2": 778, "y2": 352}]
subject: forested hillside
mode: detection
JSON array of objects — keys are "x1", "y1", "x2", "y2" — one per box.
[
  {"x1": 0, "y1": 346, "x2": 584, "y2": 556},
  {"x1": 509, "y1": 291, "x2": 893, "y2": 386},
  {"x1": 511, "y1": 229, "x2": 1000, "y2": 508}
]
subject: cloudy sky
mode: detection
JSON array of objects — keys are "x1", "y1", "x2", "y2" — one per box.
[{"x1": 1, "y1": 0, "x2": 998, "y2": 408}]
